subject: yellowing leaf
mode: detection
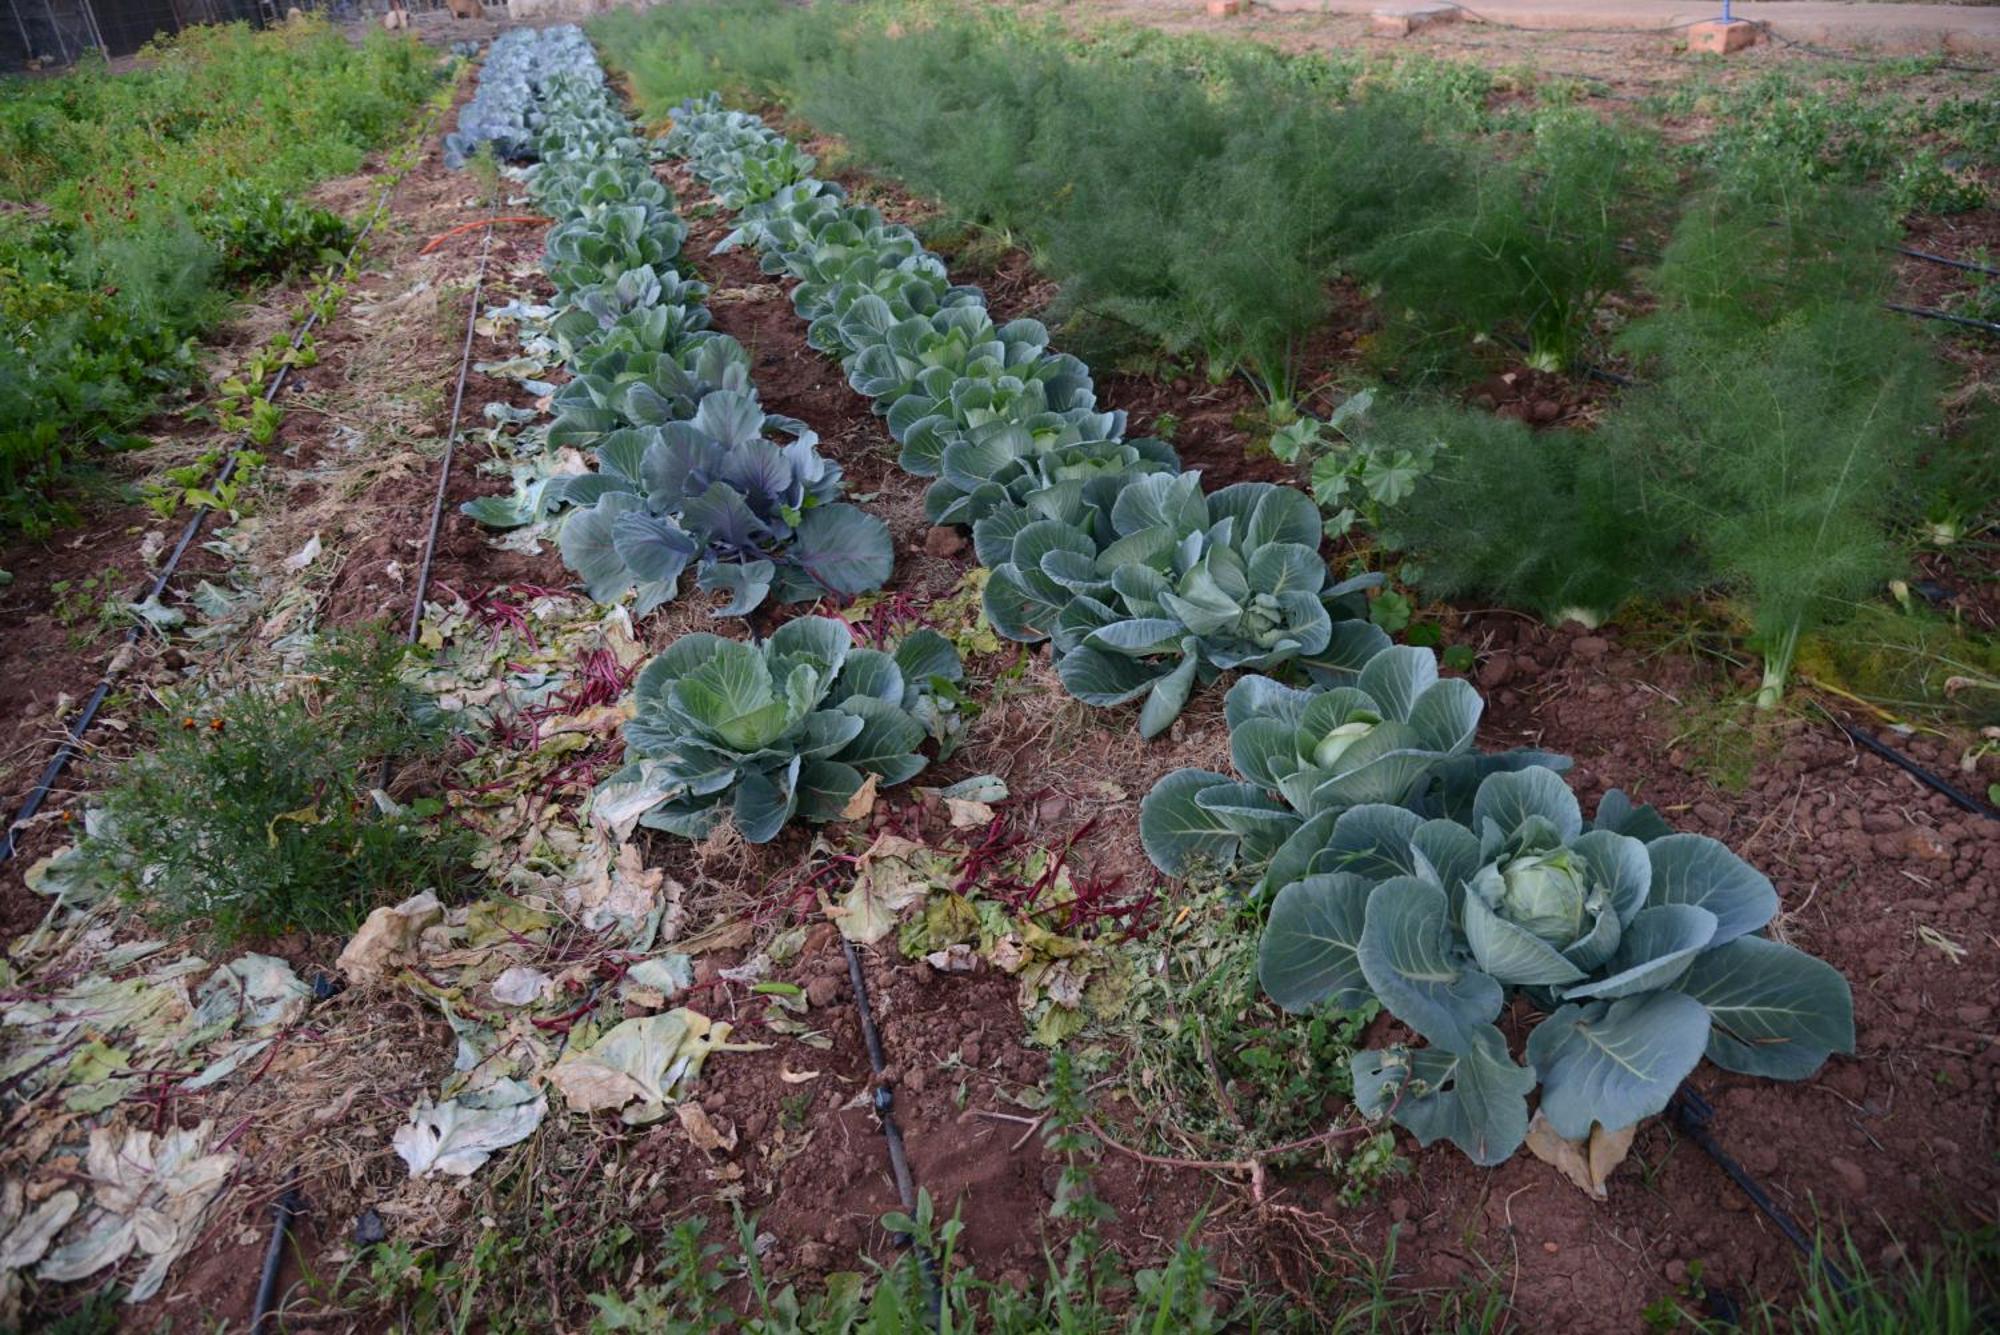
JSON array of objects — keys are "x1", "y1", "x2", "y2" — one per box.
[
  {"x1": 830, "y1": 834, "x2": 942, "y2": 944},
  {"x1": 336, "y1": 892, "x2": 442, "y2": 983},
  {"x1": 943, "y1": 798, "x2": 993, "y2": 828},
  {"x1": 265, "y1": 803, "x2": 320, "y2": 847},
  {"x1": 840, "y1": 774, "x2": 880, "y2": 822},
  {"x1": 1524, "y1": 1111, "x2": 1636, "y2": 1200}
]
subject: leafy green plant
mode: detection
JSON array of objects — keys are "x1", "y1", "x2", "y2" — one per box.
[
  {"x1": 983, "y1": 473, "x2": 1388, "y2": 736},
  {"x1": 1890, "y1": 149, "x2": 1988, "y2": 215},
  {"x1": 546, "y1": 203, "x2": 688, "y2": 293},
  {"x1": 144, "y1": 447, "x2": 266, "y2": 519},
  {"x1": 612, "y1": 616, "x2": 961, "y2": 843},
  {"x1": 548, "y1": 265, "x2": 711, "y2": 359},
  {"x1": 198, "y1": 181, "x2": 355, "y2": 281},
  {"x1": 48, "y1": 567, "x2": 129, "y2": 647},
  {"x1": 547, "y1": 394, "x2": 892, "y2": 616},
  {"x1": 1269, "y1": 390, "x2": 1441, "y2": 539},
  {"x1": 548, "y1": 331, "x2": 752, "y2": 447},
  {"x1": 1139, "y1": 646, "x2": 1485, "y2": 878},
  {"x1": 0, "y1": 17, "x2": 438, "y2": 534},
  {"x1": 76, "y1": 627, "x2": 473, "y2": 942},
  {"x1": 1257, "y1": 767, "x2": 1854, "y2": 1165}
]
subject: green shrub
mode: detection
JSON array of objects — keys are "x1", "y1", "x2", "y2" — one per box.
[
  {"x1": 0, "y1": 18, "x2": 438, "y2": 535},
  {"x1": 591, "y1": 0, "x2": 1600, "y2": 407},
  {"x1": 1612, "y1": 167, "x2": 1941, "y2": 707},
  {"x1": 1372, "y1": 400, "x2": 1696, "y2": 623},
  {"x1": 80, "y1": 629, "x2": 474, "y2": 943},
  {"x1": 1357, "y1": 107, "x2": 1667, "y2": 371},
  {"x1": 199, "y1": 182, "x2": 357, "y2": 281}
]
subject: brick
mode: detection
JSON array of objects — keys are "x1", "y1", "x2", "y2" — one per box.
[
  {"x1": 1371, "y1": 5, "x2": 1463, "y2": 38},
  {"x1": 1688, "y1": 20, "x2": 1758, "y2": 54}
]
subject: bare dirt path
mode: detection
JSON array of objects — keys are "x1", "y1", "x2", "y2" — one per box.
[{"x1": 1203, "y1": 0, "x2": 2000, "y2": 54}]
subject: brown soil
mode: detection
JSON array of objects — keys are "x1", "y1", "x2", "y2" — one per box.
[
  {"x1": 15, "y1": 49, "x2": 2000, "y2": 1335},
  {"x1": 0, "y1": 82, "x2": 491, "y2": 939},
  {"x1": 629, "y1": 154, "x2": 2000, "y2": 1333},
  {"x1": 1464, "y1": 363, "x2": 1613, "y2": 427}
]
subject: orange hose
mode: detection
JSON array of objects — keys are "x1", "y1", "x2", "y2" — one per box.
[{"x1": 420, "y1": 216, "x2": 550, "y2": 254}]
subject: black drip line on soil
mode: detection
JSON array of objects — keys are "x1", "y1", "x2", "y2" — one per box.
[
  {"x1": 372, "y1": 173, "x2": 499, "y2": 794},
  {"x1": 405, "y1": 200, "x2": 500, "y2": 651},
  {"x1": 1669, "y1": 1085, "x2": 1854, "y2": 1300},
  {"x1": 1828, "y1": 712, "x2": 2000, "y2": 820},
  {"x1": 249, "y1": 1180, "x2": 305, "y2": 1335},
  {"x1": 0, "y1": 97, "x2": 447, "y2": 868},
  {"x1": 842, "y1": 937, "x2": 944, "y2": 1324}
]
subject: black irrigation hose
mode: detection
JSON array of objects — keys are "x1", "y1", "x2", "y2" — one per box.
[
  {"x1": 374, "y1": 199, "x2": 497, "y2": 798},
  {"x1": 841, "y1": 937, "x2": 944, "y2": 1324},
  {"x1": 1669, "y1": 1086, "x2": 1854, "y2": 1296},
  {"x1": 0, "y1": 104, "x2": 437, "y2": 868},
  {"x1": 843, "y1": 938, "x2": 920, "y2": 1214},
  {"x1": 1882, "y1": 301, "x2": 2000, "y2": 338},
  {"x1": 249, "y1": 1184, "x2": 305, "y2": 1333},
  {"x1": 1893, "y1": 246, "x2": 2000, "y2": 280},
  {"x1": 1833, "y1": 717, "x2": 2000, "y2": 820},
  {"x1": 404, "y1": 202, "x2": 500, "y2": 649}
]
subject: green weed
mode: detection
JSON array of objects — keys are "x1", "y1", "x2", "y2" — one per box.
[
  {"x1": 0, "y1": 17, "x2": 438, "y2": 535},
  {"x1": 1112, "y1": 887, "x2": 1386, "y2": 1178},
  {"x1": 1653, "y1": 1227, "x2": 1999, "y2": 1334},
  {"x1": 77, "y1": 625, "x2": 474, "y2": 942},
  {"x1": 47, "y1": 566, "x2": 129, "y2": 648}
]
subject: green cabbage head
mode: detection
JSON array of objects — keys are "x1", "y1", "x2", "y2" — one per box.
[{"x1": 1257, "y1": 768, "x2": 1855, "y2": 1166}]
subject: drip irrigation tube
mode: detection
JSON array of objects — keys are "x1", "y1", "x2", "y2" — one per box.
[
  {"x1": 1833, "y1": 718, "x2": 2000, "y2": 820},
  {"x1": 249, "y1": 1184, "x2": 305, "y2": 1333},
  {"x1": 1893, "y1": 246, "x2": 2000, "y2": 280},
  {"x1": 1669, "y1": 1086, "x2": 1852, "y2": 1296},
  {"x1": 842, "y1": 938, "x2": 920, "y2": 1217},
  {"x1": 1882, "y1": 302, "x2": 2000, "y2": 338},
  {"x1": 841, "y1": 938, "x2": 943, "y2": 1323},
  {"x1": 404, "y1": 202, "x2": 500, "y2": 650},
  {"x1": 0, "y1": 100, "x2": 443, "y2": 868},
  {"x1": 374, "y1": 200, "x2": 497, "y2": 796}
]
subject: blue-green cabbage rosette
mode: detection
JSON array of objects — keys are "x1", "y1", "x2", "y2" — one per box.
[
  {"x1": 609, "y1": 617, "x2": 961, "y2": 844},
  {"x1": 1256, "y1": 767, "x2": 1854, "y2": 1165}
]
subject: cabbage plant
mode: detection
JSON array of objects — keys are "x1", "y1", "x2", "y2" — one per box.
[
  {"x1": 547, "y1": 265, "x2": 710, "y2": 356},
  {"x1": 546, "y1": 205, "x2": 687, "y2": 294},
  {"x1": 532, "y1": 159, "x2": 673, "y2": 222},
  {"x1": 554, "y1": 392, "x2": 892, "y2": 617},
  {"x1": 1257, "y1": 768, "x2": 1854, "y2": 1165},
  {"x1": 613, "y1": 617, "x2": 960, "y2": 842},
  {"x1": 720, "y1": 188, "x2": 986, "y2": 359},
  {"x1": 669, "y1": 106, "x2": 1177, "y2": 547},
  {"x1": 548, "y1": 334, "x2": 756, "y2": 447},
  {"x1": 936, "y1": 426, "x2": 1178, "y2": 536},
  {"x1": 984, "y1": 472, "x2": 1387, "y2": 736},
  {"x1": 1139, "y1": 645, "x2": 1483, "y2": 876},
  {"x1": 845, "y1": 309, "x2": 1095, "y2": 464}
]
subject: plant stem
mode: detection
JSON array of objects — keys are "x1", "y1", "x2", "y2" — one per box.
[{"x1": 1756, "y1": 621, "x2": 1801, "y2": 710}]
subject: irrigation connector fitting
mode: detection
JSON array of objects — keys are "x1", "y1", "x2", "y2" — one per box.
[{"x1": 842, "y1": 937, "x2": 944, "y2": 1324}]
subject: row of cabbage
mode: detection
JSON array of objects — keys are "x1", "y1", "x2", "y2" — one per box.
[
  {"x1": 652, "y1": 94, "x2": 1857, "y2": 1169},
  {"x1": 454, "y1": 32, "x2": 963, "y2": 845}
]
